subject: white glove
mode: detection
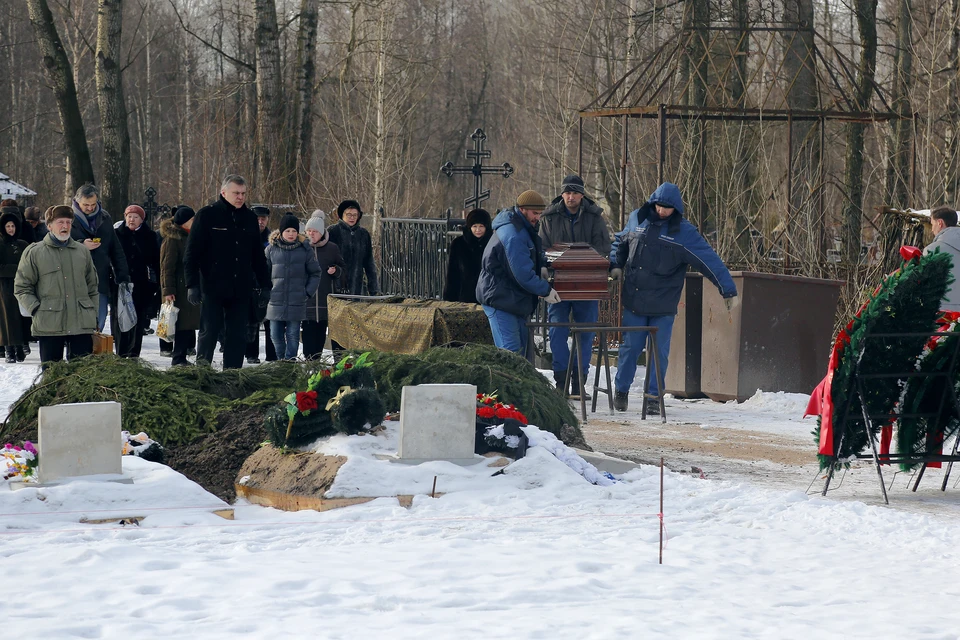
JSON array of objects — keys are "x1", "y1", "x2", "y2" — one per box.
[
  {"x1": 540, "y1": 266, "x2": 550, "y2": 280},
  {"x1": 544, "y1": 288, "x2": 562, "y2": 304},
  {"x1": 609, "y1": 267, "x2": 623, "y2": 281},
  {"x1": 724, "y1": 295, "x2": 739, "y2": 312}
]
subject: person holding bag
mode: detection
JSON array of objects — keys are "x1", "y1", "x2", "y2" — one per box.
[{"x1": 160, "y1": 206, "x2": 200, "y2": 366}]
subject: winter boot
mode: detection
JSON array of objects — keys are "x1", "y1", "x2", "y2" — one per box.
[
  {"x1": 5, "y1": 347, "x2": 16, "y2": 364},
  {"x1": 568, "y1": 369, "x2": 581, "y2": 396},
  {"x1": 15, "y1": 346, "x2": 25, "y2": 362},
  {"x1": 644, "y1": 397, "x2": 662, "y2": 415},
  {"x1": 614, "y1": 390, "x2": 629, "y2": 412},
  {"x1": 554, "y1": 370, "x2": 568, "y2": 391}
]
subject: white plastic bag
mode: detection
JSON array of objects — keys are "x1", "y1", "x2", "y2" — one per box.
[
  {"x1": 117, "y1": 282, "x2": 138, "y2": 333},
  {"x1": 156, "y1": 300, "x2": 179, "y2": 341}
]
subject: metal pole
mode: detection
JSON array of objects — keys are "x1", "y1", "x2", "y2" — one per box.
[
  {"x1": 578, "y1": 117, "x2": 584, "y2": 176},
  {"x1": 658, "y1": 104, "x2": 666, "y2": 184},
  {"x1": 698, "y1": 120, "x2": 706, "y2": 235},
  {"x1": 620, "y1": 115, "x2": 629, "y2": 231},
  {"x1": 818, "y1": 116, "x2": 826, "y2": 260},
  {"x1": 785, "y1": 112, "x2": 794, "y2": 270}
]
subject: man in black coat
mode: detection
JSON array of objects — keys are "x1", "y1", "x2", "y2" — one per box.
[{"x1": 184, "y1": 175, "x2": 270, "y2": 369}]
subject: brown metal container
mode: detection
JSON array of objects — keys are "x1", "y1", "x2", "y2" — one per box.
[
  {"x1": 700, "y1": 271, "x2": 842, "y2": 402},
  {"x1": 548, "y1": 243, "x2": 611, "y2": 301},
  {"x1": 664, "y1": 273, "x2": 705, "y2": 398}
]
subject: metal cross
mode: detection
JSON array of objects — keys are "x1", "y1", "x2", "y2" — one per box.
[{"x1": 441, "y1": 128, "x2": 514, "y2": 210}]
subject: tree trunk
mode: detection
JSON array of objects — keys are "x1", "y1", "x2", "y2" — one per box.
[
  {"x1": 782, "y1": 0, "x2": 821, "y2": 263},
  {"x1": 179, "y1": 51, "x2": 192, "y2": 202},
  {"x1": 26, "y1": 0, "x2": 95, "y2": 200},
  {"x1": 294, "y1": 0, "x2": 320, "y2": 200},
  {"x1": 841, "y1": 0, "x2": 878, "y2": 264},
  {"x1": 372, "y1": 0, "x2": 393, "y2": 246},
  {"x1": 254, "y1": 0, "x2": 284, "y2": 196},
  {"x1": 946, "y1": 0, "x2": 960, "y2": 202},
  {"x1": 884, "y1": 0, "x2": 912, "y2": 208},
  {"x1": 95, "y1": 0, "x2": 131, "y2": 217}
]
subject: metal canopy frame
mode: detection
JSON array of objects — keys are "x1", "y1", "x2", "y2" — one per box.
[{"x1": 576, "y1": 24, "x2": 911, "y2": 263}]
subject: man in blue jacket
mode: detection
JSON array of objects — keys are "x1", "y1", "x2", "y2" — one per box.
[
  {"x1": 476, "y1": 190, "x2": 561, "y2": 355},
  {"x1": 611, "y1": 183, "x2": 738, "y2": 413}
]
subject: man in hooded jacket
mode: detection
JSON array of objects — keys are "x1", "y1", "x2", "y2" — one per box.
[{"x1": 610, "y1": 182, "x2": 737, "y2": 414}]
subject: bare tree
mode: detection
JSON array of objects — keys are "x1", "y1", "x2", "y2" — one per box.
[
  {"x1": 26, "y1": 0, "x2": 94, "y2": 198},
  {"x1": 293, "y1": 0, "x2": 320, "y2": 200},
  {"x1": 95, "y1": 0, "x2": 130, "y2": 215}
]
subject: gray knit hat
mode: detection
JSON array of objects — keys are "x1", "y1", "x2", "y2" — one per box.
[{"x1": 305, "y1": 210, "x2": 326, "y2": 234}]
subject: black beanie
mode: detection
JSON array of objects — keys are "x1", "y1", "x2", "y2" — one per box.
[
  {"x1": 174, "y1": 206, "x2": 195, "y2": 226},
  {"x1": 465, "y1": 208, "x2": 492, "y2": 229},
  {"x1": 337, "y1": 199, "x2": 363, "y2": 220},
  {"x1": 279, "y1": 214, "x2": 301, "y2": 234}
]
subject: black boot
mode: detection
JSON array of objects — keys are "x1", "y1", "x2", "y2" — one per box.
[
  {"x1": 569, "y1": 369, "x2": 581, "y2": 396},
  {"x1": 614, "y1": 391, "x2": 629, "y2": 412},
  {"x1": 554, "y1": 370, "x2": 568, "y2": 390},
  {"x1": 644, "y1": 397, "x2": 662, "y2": 415},
  {"x1": 15, "y1": 346, "x2": 25, "y2": 362},
  {"x1": 5, "y1": 347, "x2": 15, "y2": 364}
]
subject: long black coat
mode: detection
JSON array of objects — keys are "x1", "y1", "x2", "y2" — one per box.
[
  {"x1": 70, "y1": 202, "x2": 130, "y2": 295},
  {"x1": 159, "y1": 219, "x2": 201, "y2": 331},
  {"x1": 115, "y1": 221, "x2": 161, "y2": 319},
  {"x1": 0, "y1": 213, "x2": 27, "y2": 345},
  {"x1": 443, "y1": 227, "x2": 491, "y2": 303},
  {"x1": 327, "y1": 221, "x2": 379, "y2": 295},
  {"x1": 305, "y1": 237, "x2": 346, "y2": 323},
  {"x1": 184, "y1": 196, "x2": 270, "y2": 301},
  {"x1": 0, "y1": 206, "x2": 34, "y2": 245}
]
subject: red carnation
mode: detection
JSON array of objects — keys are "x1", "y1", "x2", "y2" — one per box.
[
  {"x1": 477, "y1": 406, "x2": 495, "y2": 419},
  {"x1": 321, "y1": 370, "x2": 332, "y2": 378},
  {"x1": 345, "y1": 362, "x2": 353, "y2": 369},
  {"x1": 296, "y1": 391, "x2": 319, "y2": 412}
]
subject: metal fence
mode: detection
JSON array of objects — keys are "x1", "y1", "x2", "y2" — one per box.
[{"x1": 379, "y1": 217, "x2": 462, "y2": 299}]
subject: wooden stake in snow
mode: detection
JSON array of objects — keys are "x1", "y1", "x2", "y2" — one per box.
[
  {"x1": 431, "y1": 476, "x2": 437, "y2": 499},
  {"x1": 659, "y1": 457, "x2": 664, "y2": 565}
]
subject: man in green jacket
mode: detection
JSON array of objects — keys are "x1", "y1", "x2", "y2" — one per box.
[{"x1": 14, "y1": 205, "x2": 99, "y2": 366}]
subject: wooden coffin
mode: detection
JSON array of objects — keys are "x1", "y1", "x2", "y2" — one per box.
[{"x1": 547, "y1": 243, "x2": 611, "y2": 301}]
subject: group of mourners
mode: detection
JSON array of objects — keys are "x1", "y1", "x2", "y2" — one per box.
[
  {"x1": 1, "y1": 176, "x2": 379, "y2": 369},
  {"x1": 445, "y1": 174, "x2": 738, "y2": 414},
  {"x1": 3, "y1": 170, "x2": 740, "y2": 411}
]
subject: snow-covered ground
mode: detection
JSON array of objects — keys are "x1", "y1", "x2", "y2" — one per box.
[{"x1": 4, "y1": 331, "x2": 960, "y2": 637}]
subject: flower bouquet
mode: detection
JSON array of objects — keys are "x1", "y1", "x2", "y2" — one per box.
[
  {"x1": 2, "y1": 441, "x2": 38, "y2": 481},
  {"x1": 264, "y1": 352, "x2": 386, "y2": 448},
  {"x1": 475, "y1": 392, "x2": 529, "y2": 459}
]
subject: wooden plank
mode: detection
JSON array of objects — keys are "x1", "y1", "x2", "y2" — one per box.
[
  {"x1": 235, "y1": 484, "x2": 435, "y2": 513},
  {"x1": 79, "y1": 508, "x2": 234, "y2": 525}
]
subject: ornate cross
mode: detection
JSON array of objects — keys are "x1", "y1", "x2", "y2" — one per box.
[{"x1": 441, "y1": 128, "x2": 514, "y2": 211}]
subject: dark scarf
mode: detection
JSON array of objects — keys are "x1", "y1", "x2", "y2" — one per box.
[{"x1": 72, "y1": 199, "x2": 102, "y2": 235}]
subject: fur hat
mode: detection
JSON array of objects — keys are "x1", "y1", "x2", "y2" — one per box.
[
  {"x1": 465, "y1": 208, "x2": 492, "y2": 230},
  {"x1": 124, "y1": 205, "x2": 145, "y2": 221},
  {"x1": 0, "y1": 211, "x2": 21, "y2": 237},
  {"x1": 337, "y1": 199, "x2": 363, "y2": 220},
  {"x1": 174, "y1": 205, "x2": 196, "y2": 226},
  {"x1": 45, "y1": 205, "x2": 74, "y2": 226},
  {"x1": 516, "y1": 190, "x2": 546, "y2": 210},
  {"x1": 24, "y1": 206, "x2": 42, "y2": 222},
  {"x1": 305, "y1": 210, "x2": 326, "y2": 234},
  {"x1": 560, "y1": 174, "x2": 585, "y2": 195},
  {"x1": 278, "y1": 214, "x2": 301, "y2": 234}
]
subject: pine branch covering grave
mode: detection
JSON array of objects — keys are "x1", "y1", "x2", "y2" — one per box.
[
  {"x1": 815, "y1": 251, "x2": 952, "y2": 468},
  {"x1": 1, "y1": 356, "x2": 314, "y2": 447},
  {"x1": 366, "y1": 344, "x2": 581, "y2": 442}
]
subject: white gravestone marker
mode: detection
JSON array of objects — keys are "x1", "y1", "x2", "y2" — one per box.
[
  {"x1": 38, "y1": 401, "x2": 122, "y2": 483},
  {"x1": 397, "y1": 384, "x2": 477, "y2": 463}
]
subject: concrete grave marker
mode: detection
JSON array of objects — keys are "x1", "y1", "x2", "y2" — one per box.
[
  {"x1": 38, "y1": 401, "x2": 122, "y2": 483},
  {"x1": 397, "y1": 384, "x2": 477, "y2": 463}
]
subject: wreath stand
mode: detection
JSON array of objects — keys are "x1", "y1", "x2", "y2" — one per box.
[{"x1": 821, "y1": 330, "x2": 960, "y2": 504}]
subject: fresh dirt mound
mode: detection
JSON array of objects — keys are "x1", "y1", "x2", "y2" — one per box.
[{"x1": 165, "y1": 406, "x2": 268, "y2": 502}]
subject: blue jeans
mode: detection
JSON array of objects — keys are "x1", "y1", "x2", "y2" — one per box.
[
  {"x1": 482, "y1": 305, "x2": 528, "y2": 355},
  {"x1": 97, "y1": 293, "x2": 109, "y2": 332},
  {"x1": 270, "y1": 320, "x2": 301, "y2": 360},
  {"x1": 548, "y1": 300, "x2": 599, "y2": 375},
  {"x1": 615, "y1": 310, "x2": 675, "y2": 395}
]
